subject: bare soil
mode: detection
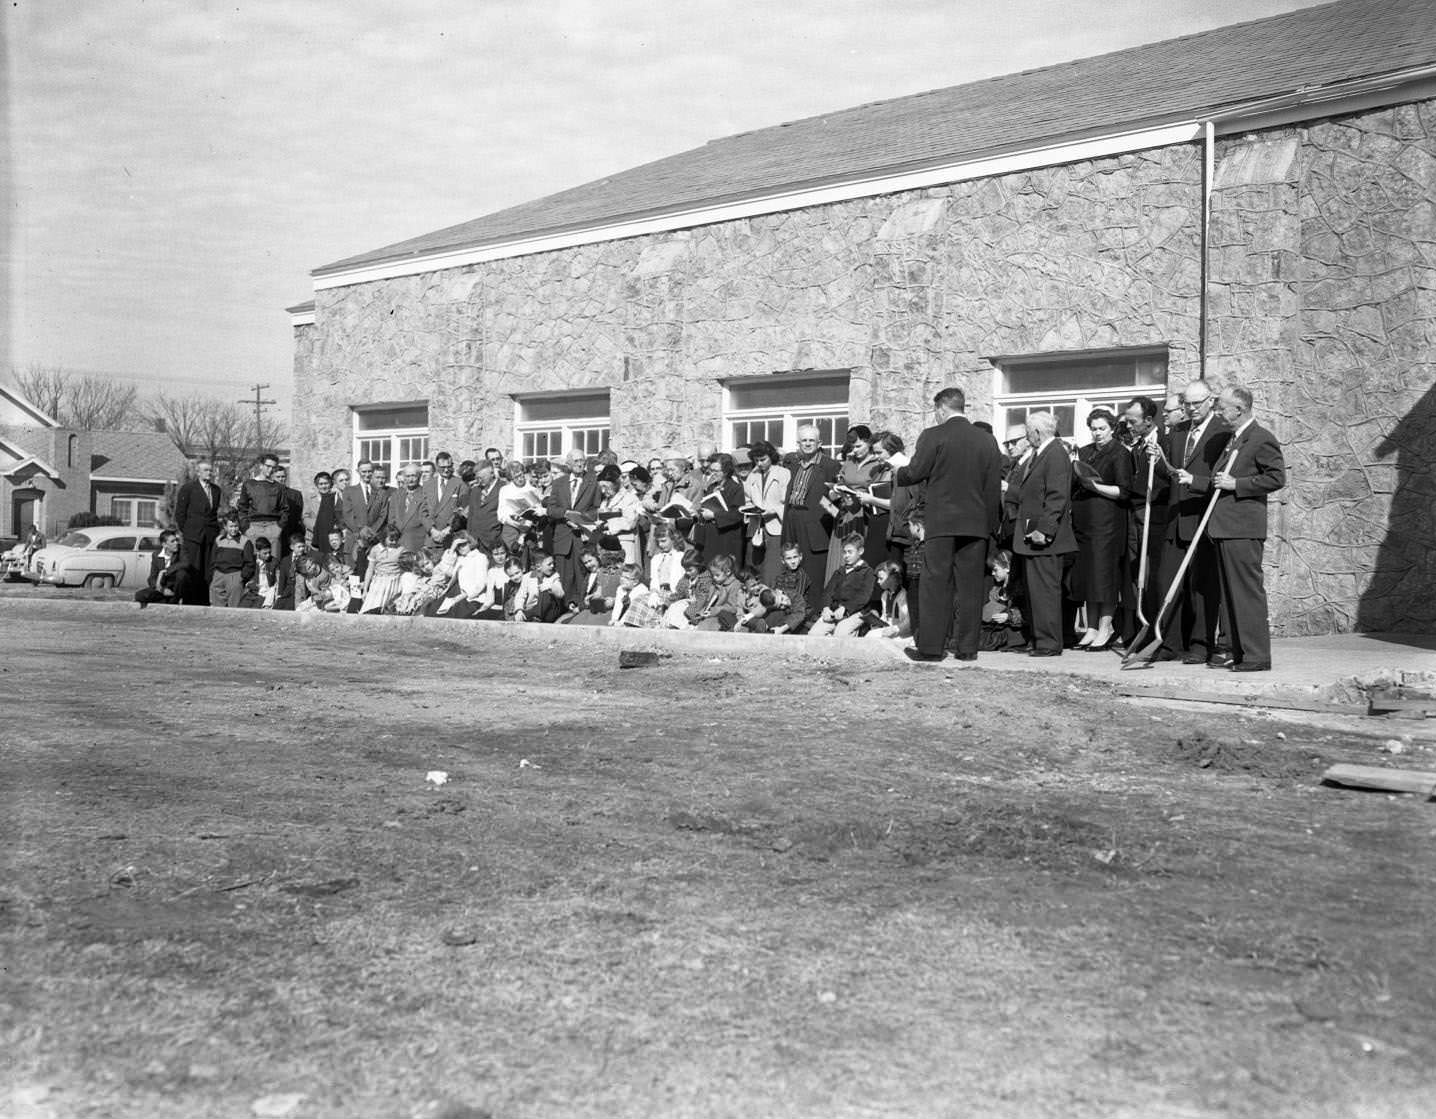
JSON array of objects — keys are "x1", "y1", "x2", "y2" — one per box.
[{"x1": 3, "y1": 605, "x2": 1435, "y2": 1119}]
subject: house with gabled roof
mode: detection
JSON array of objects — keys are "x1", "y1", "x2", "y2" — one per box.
[
  {"x1": 0, "y1": 384, "x2": 189, "y2": 539},
  {"x1": 289, "y1": 0, "x2": 1436, "y2": 634}
]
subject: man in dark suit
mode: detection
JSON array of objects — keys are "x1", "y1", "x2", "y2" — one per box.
[
  {"x1": 1010, "y1": 411, "x2": 1078, "y2": 656},
  {"x1": 465, "y1": 460, "x2": 504, "y2": 552},
  {"x1": 1120, "y1": 396, "x2": 1170, "y2": 637},
  {"x1": 780, "y1": 425, "x2": 842, "y2": 602},
  {"x1": 894, "y1": 386, "x2": 1002, "y2": 662},
  {"x1": 272, "y1": 465, "x2": 305, "y2": 560},
  {"x1": 422, "y1": 451, "x2": 470, "y2": 556},
  {"x1": 1155, "y1": 380, "x2": 1232, "y2": 662},
  {"x1": 339, "y1": 459, "x2": 390, "y2": 576},
  {"x1": 172, "y1": 460, "x2": 221, "y2": 604},
  {"x1": 545, "y1": 448, "x2": 599, "y2": 603},
  {"x1": 386, "y1": 464, "x2": 433, "y2": 553},
  {"x1": 1201, "y1": 385, "x2": 1285, "y2": 671}
]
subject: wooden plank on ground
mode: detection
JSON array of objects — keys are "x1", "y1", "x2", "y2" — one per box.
[
  {"x1": 1115, "y1": 684, "x2": 1367, "y2": 716},
  {"x1": 1367, "y1": 695, "x2": 1436, "y2": 717},
  {"x1": 1321, "y1": 764, "x2": 1436, "y2": 798}
]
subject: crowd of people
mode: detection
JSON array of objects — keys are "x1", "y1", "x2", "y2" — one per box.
[{"x1": 144, "y1": 380, "x2": 1284, "y2": 669}]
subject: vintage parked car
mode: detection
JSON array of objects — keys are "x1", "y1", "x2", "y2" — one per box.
[
  {"x1": 25, "y1": 526, "x2": 161, "y2": 589},
  {"x1": 0, "y1": 536, "x2": 23, "y2": 580}
]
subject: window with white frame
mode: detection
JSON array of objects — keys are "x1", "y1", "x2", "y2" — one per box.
[
  {"x1": 108, "y1": 497, "x2": 160, "y2": 528},
  {"x1": 353, "y1": 403, "x2": 430, "y2": 473},
  {"x1": 991, "y1": 349, "x2": 1168, "y2": 445},
  {"x1": 514, "y1": 391, "x2": 610, "y2": 462},
  {"x1": 723, "y1": 371, "x2": 850, "y2": 458}
]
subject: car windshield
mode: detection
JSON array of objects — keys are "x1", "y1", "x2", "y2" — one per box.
[{"x1": 57, "y1": 532, "x2": 92, "y2": 548}]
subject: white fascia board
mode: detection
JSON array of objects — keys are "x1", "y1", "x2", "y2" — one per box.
[
  {"x1": 313, "y1": 122, "x2": 1204, "y2": 291},
  {"x1": 289, "y1": 308, "x2": 316, "y2": 326},
  {"x1": 3, "y1": 455, "x2": 62, "y2": 479},
  {"x1": 89, "y1": 475, "x2": 172, "y2": 484},
  {"x1": 0, "y1": 385, "x2": 61, "y2": 428}
]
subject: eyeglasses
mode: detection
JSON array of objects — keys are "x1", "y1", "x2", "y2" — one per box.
[{"x1": 1182, "y1": 400, "x2": 1209, "y2": 409}]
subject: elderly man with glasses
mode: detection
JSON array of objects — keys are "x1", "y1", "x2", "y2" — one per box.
[
  {"x1": 780, "y1": 426, "x2": 842, "y2": 601},
  {"x1": 1153, "y1": 380, "x2": 1231, "y2": 664}
]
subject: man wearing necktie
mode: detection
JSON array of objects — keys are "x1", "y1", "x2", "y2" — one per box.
[
  {"x1": 339, "y1": 459, "x2": 389, "y2": 577},
  {"x1": 1154, "y1": 381, "x2": 1231, "y2": 663},
  {"x1": 1198, "y1": 385, "x2": 1285, "y2": 671},
  {"x1": 172, "y1": 460, "x2": 221, "y2": 605}
]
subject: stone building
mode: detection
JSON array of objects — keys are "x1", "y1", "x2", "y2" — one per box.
[{"x1": 289, "y1": 0, "x2": 1436, "y2": 634}]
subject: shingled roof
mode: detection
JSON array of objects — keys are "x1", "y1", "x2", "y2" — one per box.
[
  {"x1": 317, "y1": 0, "x2": 1436, "y2": 276},
  {"x1": 89, "y1": 430, "x2": 189, "y2": 482}
]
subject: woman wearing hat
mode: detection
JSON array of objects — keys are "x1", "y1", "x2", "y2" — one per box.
[{"x1": 593, "y1": 464, "x2": 644, "y2": 565}]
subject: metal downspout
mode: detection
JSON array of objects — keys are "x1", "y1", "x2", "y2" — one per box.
[{"x1": 1200, "y1": 120, "x2": 1214, "y2": 382}]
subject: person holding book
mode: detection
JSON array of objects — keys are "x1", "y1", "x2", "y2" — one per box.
[
  {"x1": 781, "y1": 426, "x2": 842, "y2": 600},
  {"x1": 690, "y1": 453, "x2": 745, "y2": 567},
  {"x1": 859, "y1": 431, "x2": 913, "y2": 567},
  {"x1": 497, "y1": 461, "x2": 545, "y2": 557},
  {"x1": 591, "y1": 464, "x2": 644, "y2": 565},
  {"x1": 825, "y1": 425, "x2": 881, "y2": 581},
  {"x1": 741, "y1": 440, "x2": 790, "y2": 586}
]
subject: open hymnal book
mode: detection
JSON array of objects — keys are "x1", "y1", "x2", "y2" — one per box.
[{"x1": 657, "y1": 494, "x2": 696, "y2": 519}]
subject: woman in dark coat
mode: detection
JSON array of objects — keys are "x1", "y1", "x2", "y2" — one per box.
[
  {"x1": 689, "y1": 453, "x2": 745, "y2": 566},
  {"x1": 1071, "y1": 408, "x2": 1133, "y2": 650}
]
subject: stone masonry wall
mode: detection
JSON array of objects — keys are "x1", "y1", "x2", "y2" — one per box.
[
  {"x1": 291, "y1": 99, "x2": 1436, "y2": 633},
  {"x1": 295, "y1": 145, "x2": 1203, "y2": 480},
  {"x1": 1208, "y1": 103, "x2": 1436, "y2": 634}
]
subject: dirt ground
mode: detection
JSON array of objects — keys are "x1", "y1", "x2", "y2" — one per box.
[{"x1": 3, "y1": 604, "x2": 1435, "y2": 1119}]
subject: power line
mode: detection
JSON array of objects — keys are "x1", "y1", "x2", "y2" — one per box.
[{"x1": 240, "y1": 383, "x2": 279, "y2": 446}]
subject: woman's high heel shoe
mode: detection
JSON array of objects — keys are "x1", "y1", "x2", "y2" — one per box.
[
  {"x1": 1084, "y1": 632, "x2": 1116, "y2": 652},
  {"x1": 1075, "y1": 629, "x2": 1097, "y2": 648}
]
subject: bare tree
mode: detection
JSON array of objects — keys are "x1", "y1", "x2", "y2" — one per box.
[
  {"x1": 8, "y1": 364, "x2": 140, "y2": 430},
  {"x1": 149, "y1": 390, "x2": 288, "y2": 501}
]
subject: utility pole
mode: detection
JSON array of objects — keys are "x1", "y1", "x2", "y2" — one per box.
[{"x1": 239, "y1": 383, "x2": 278, "y2": 450}]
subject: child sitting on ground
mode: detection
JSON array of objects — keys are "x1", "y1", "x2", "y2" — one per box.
[
  {"x1": 565, "y1": 548, "x2": 624, "y2": 625},
  {"x1": 661, "y1": 549, "x2": 707, "y2": 629},
  {"x1": 905, "y1": 513, "x2": 926, "y2": 639},
  {"x1": 735, "y1": 565, "x2": 775, "y2": 632},
  {"x1": 981, "y1": 548, "x2": 1026, "y2": 651},
  {"x1": 808, "y1": 534, "x2": 876, "y2": 637},
  {"x1": 294, "y1": 554, "x2": 338, "y2": 613},
  {"x1": 863, "y1": 560, "x2": 911, "y2": 640},
  {"x1": 746, "y1": 542, "x2": 814, "y2": 634},
  {"x1": 512, "y1": 550, "x2": 566, "y2": 623},
  {"x1": 609, "y1": 564, "x2": 648, "y2": 627},
  {"x1": 684, "y1": 553, "x2": 746, "y2": 631}
]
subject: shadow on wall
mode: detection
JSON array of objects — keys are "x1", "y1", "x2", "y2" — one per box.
[{"x1": 1356, "y1": 380, "x2": 1436, "y2": 633}]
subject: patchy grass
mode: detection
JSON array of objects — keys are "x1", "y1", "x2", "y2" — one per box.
[{"x1": 2, "y1": 607, "x2": 1435, "y2": 1118}]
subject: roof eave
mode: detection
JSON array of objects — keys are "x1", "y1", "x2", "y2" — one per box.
[{"x1": 311, "y1": 61, "x2": 1436, "y2": 291}]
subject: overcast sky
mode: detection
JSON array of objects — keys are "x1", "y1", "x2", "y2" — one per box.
[{"x1": 5, "y1": 0, "x2": 1323, "y2": 418}]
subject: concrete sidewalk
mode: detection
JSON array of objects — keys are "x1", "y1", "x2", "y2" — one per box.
[{"x1": 4, "y1": 595, "x2": 1434, "y2": 707}]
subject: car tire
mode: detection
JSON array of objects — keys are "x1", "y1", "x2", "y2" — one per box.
[{"x1": 84, "y1": 574, "x2": 116, "y2": 590}]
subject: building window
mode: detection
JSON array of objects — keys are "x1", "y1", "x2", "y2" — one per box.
[
  {"x1": 353, "y1": 403, "x2": 429, "y2": 473},
  {"x1": 108, "y1": 497, "x2": 159, "y2": 528},
  {"x1": 723, "y1": 371, "x2": 850, "y2": 457},
  {"x1": 991, "y1": 349, "x2": 1168, "y2": 444},
  {"x1": 514, "y1": 391, "x2": 610, "y2": 462},
  {"x1": 68, "y1": 434, "x2": 78, "y2": 468}
]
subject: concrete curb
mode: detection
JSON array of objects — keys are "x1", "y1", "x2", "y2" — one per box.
[{"x1": 5, "y1": 596, "x2": 1434, "y2": 702}]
